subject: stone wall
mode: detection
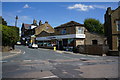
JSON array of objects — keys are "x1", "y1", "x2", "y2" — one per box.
[
  {"x1": 75, "y1": 39, "x2": 84, "y2": 46},
  {"x1": 77, "y1": 45, "x2": 109, "y2": 56},
  {"x1": 2, "y1": 46, "x2": 12, "y2": 52},
  {"x1": 85, "y1": 32, "x2": 105, "y2": 45},
  {"x1": 55, "y1": 26, "x2": 76, "y2": 35}
]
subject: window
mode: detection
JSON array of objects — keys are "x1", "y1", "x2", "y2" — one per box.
[
  {"x1": 78, "y1": 27, "x2": 84, "y2": 34},
  {"x1": 118, "y1": 37, "x2": 120, "y2": 49},
  {"x1": 92, "y1": 40, "x2": 98, "y2": 45},
  {"x1": 57, "y1": 29, "x2": 59, "y2": 31},
  {"x1": 116, "y1": 21, "x2": 120, "y2": 31},
  {"x1": 46, "y1": 26, "x2": 49, "y2": 29},
  {"x1": 61, "y1": 29, "x2": 66, "y2": 34}
]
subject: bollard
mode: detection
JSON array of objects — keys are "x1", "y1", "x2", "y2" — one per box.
[{"x1": 54, "y1": 46, "x2": 56, "y2": 51}]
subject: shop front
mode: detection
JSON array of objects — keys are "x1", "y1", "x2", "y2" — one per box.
[{"x1": 36, "y1": 34, "x2": 85, "y2": 50}]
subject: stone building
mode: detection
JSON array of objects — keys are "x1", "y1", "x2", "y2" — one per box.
[
  {"x1": 35, "y1": 21, "x2": 54, "y2": 36},
  {"x1": 104, "y1": 6, "x2": 120, "y2": 51},
  {"x1": 35, "y1": 21, "x2": 55, "y2": 48},
  {"x1": 36, "y1": 21, "x2": 85, "y2": 50},
  {"x1": 21, "y1": 19, "x2": 38, "y2": 45},
  {"x1": 85, "y1": 31, "x2": 106, "y2": 45},
  {"x1": 54, "y1": 21, "x2": 85, "y2": 50},
  {"x1": 21, "y1": 19, "x2": 107, "y2": 54},
  {"x1": 36, "y1": 21, "x2": 106, "y2": 51}
]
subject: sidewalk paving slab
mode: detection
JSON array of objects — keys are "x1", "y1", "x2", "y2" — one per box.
[{"x1": 2, "y1": 49, "x2": 21, "y2": 60}]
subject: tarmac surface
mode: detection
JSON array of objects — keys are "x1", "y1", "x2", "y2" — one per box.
[{"x1": 1, "y1": 45, "x2": 119, "y2": 79}]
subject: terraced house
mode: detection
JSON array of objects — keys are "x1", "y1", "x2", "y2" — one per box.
[{"x1": 104, "y1": 6, "x2": 120, "y2": 51}]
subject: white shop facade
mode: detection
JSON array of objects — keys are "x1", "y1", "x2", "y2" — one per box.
[{"x1": 36, "y1": 34, "x2": 85, "y2": 50}]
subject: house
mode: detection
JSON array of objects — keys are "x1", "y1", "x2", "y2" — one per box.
[
  {"x1": 54, "y1": 21, "x2": 85, "y2": 50},
  {"x1": 21, "y1": 19, "x2": 107, "y2": 55},
  {"x1": 36, "y1": 21, "x2": 106, "y2": 52},
  {"x1": 36, "y1": 21, "x2": 86, "y2": 50},
  {"x1": 104, "y1": 6, "x2": 120, "y2": 51},
  {"x1": 21, "y1": 19, "x2": 38, "y2": 45},
  {"x1": 35, "y1": 21, "x2": 55, "y2": 48},
  {"x1": 35, "y1": 21, "x2": 54, "y2": 36}
]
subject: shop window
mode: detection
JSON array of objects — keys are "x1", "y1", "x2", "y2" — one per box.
[
  {"x1": 92, "y1": 40, "x2": 98, "y2": 45},
  {"x1": 47, "y1": 42, "x2": 52, "y2": 47},
  {"x1": 63, "y1": 39, "x2": 68, "y2": 46},
  {"x1": 68, "y1": 39, "x2": 74, "y2": 46},
  {"x1": 56, "y1": 29, "x2": 59, "y2": 31}
]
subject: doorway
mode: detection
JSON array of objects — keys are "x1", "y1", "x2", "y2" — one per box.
[{"x1": 59, "y1": 41, "x2": 63, "y2": 50}]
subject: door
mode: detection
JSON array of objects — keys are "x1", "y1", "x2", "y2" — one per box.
[{"x1": 59, "y1": 41, "x2": 63, "y2": 50}]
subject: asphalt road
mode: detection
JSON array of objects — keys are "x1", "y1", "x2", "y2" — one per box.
[{"x1": 2, "y1": 45, "x2": 119, "y2": 79}]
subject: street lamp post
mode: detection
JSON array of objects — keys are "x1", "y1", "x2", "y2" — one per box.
[{"x1": 15, "y1": 15, "x2": 18, "y2": 27}]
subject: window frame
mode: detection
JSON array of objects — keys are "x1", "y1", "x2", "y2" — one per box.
[
  {"x1": 77, "y1": 27, "x2": 84, "y2": 34},
  {"x1": 116, "y1": 20, "x2": 120, "y2": 31},
  {"x1": 61, "y1": 29, "x2": 66, "y2": 34}
]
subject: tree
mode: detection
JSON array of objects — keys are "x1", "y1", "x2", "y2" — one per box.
[
  {"x1": 0, "y1": 16, "x2": 7, "y2": 26},
  {"x1": 84, "y1": 18, "x2": 104, "y2": 34},
  {"x1": 1, "y1": 25, "x2": 19, "y2": 49}
]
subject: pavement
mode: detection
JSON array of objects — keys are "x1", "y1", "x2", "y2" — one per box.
[
  {"x1": 2, "y1": 45, "x2": 119, "y2": 79},
  {"x1": 79, "y1": 63, "x2": 118, "y2": 78},
  {"x1": 2, "y1": 49, "x2": 22, "y2": 60}
]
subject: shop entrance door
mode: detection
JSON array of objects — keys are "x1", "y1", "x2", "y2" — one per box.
[{"x1": 59, "y1": 41, "x2": 63, "y2": 50}]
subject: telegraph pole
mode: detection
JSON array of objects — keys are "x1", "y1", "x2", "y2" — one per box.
[{"x1": 15, "y1": 15, "x2": 18, "y2": 27}]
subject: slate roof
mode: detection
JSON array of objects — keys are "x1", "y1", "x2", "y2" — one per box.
[
  {"x1": 35, "y1": 23, "x2": 54, "y2": 36},
  {"x1": 111, "y1": 6, "x2": 120, "y2": 14},
  {"x1": 23, "y1": 24, "x2": 31, "y2": 29},
  {"x1": 54, "y1": 21, "x2": 84, "y2": 29}
]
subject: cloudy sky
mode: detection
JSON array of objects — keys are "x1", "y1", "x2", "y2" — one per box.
[{"x1": 2, "y1": 2, "x2": 118, "y2": 29}]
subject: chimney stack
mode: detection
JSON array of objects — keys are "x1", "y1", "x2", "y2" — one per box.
[
  {"x1": 33, "y1": 19, "x2": 37, "y2": 26},
  {"x1": 39, "y1": 20, "x2": 42, "y2": 26},
  {"x1": 45, "y1": 21, "x2": 48, "y2": 24},
  {"x1": 107, "y1": 7, "x2": 111, "y2": 15}
]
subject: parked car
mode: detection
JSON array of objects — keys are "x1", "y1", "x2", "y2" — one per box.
[
  {"x1": 28, "y1": 43, "x2": 38, "y2": 49},
  {"x1": 16, "y1": 41, "x2": 21, "y2": 45}
]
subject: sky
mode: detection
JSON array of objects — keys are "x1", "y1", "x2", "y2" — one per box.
[{"x1": 2, "y1": 2, "x2": 119, "y2": 29}]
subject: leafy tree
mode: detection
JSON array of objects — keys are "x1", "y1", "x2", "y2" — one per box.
[
  {"x1": 84, "y1": 18, "x2": 104, "y2": 34},
  {"x1": 1, "y1": 25, "x2": 19, "y2": 49},
  {"x1": 0, "y1": 16, "x2": 7, "y2": 26},
  {"x1": 0, "y1": 17, "x2": 19, "y2": 50}
]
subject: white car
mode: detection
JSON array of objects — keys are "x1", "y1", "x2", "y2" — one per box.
[
  {"x1": 16, "y1": 41, "x2": 21, "y2": 45},
  {"x1": 28, "y1": 43, "x2": 38, "y2": 49}
]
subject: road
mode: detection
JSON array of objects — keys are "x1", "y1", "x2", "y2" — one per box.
[{"x1": 2, "y1": 45, "x2": 119, "y2": 79}]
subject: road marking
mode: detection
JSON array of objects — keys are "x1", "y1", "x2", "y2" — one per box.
[
  {"x1": 23, "y1": 51, "x2": 25, "y2": 54},
  {"x1": 23, "y1": 60, "x2": 32, "y2": 62},
  {"x1": 0, "y1": 60, "x2": 7, "y2": 63},
  {"x1": 42, "y1": 75, "x2": 58, "y2": 78}
]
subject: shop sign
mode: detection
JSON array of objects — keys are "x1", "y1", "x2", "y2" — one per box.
[{"x1": 36, "y1": 34, "x2": 85, "y2": 41}]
